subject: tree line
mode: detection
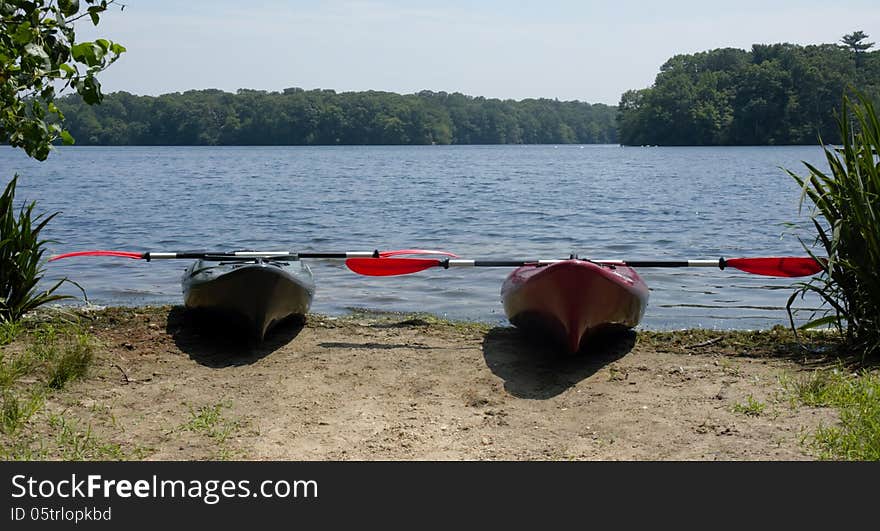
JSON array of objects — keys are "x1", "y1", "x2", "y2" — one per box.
[
  {"x1": 617, "y1": 32, "x2": 880, "y2": 145},
  {"x1": 52, "y1": 33, "x2": 880, "y2": 147},
  {"x1": 57, "y1": 89, "x2": 618, "y2": 146}
]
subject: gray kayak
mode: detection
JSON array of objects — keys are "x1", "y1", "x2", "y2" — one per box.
[{"x1": 181, "y1": 258, "x2": 316, "y2": 340}]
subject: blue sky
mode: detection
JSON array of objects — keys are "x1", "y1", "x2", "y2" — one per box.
[{"x1": 77, "y1": 0, "x2": 880, "y2": 104}]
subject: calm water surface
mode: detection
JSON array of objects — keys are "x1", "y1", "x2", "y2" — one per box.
[{"x1": 1, "y1": 145, "x2": 828, "y2": 330}]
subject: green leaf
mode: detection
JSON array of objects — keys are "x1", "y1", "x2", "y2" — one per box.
[
  {"x1": 58, "y1": 0, "x2": 81, "y2": 17},
  {"x1": 60, "y1": 130, "x2": 75, "y2": 145},
  {"x1": 799, "y1": 315, "x2": 840, "y2": 331},
  {"x1": 13, "y1": 22, "x2": 33, "y2": 45},
  {"x1": 70, "y1": 42, "x2": 104, "y2": 67},
  {"x1": 87, "y1": 6, "x2": 102, "y2": 26},
  {"x1": 75, "y1": 76, "x2": 102, "y2": 105}
]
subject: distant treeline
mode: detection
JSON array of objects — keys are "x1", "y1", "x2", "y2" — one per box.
[
  {"x1": 618, "y1": 39, "x2": 880, "y2": 146},
  {"x1": 57, "y1": 89, "x2": 618, "y2": 146},
  {"x1": 53, "y1": 36, "x2": 880, "y2": 148}
]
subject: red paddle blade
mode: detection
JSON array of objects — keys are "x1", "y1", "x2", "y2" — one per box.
[
  {"x1": 345, "y1": 257, "x2": 441, "y2": 276},
  {"x1": 49, "y1": 250, "x2": 144, "y2": 262},
  {"x1": 379, "y1": 249, "x2": 459, "y2": 258},
  {"x1": 726, "y1": 257, "x2": 824, "y2": 277}
]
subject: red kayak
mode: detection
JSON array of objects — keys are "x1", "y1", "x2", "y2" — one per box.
[{"x1": 501, "y1": 259, "x2": 649, "y2": 353}]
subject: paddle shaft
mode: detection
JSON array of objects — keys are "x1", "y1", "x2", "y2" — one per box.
[
  {"x1": 435, "y1": 259, "x2": 725, "y2": 268},
  {"x1": 142, "y1": 251, "x2": 378, "y2": 261},
  {"x1": 48, "y1": 248, "x2": 459, "y2": 262}
]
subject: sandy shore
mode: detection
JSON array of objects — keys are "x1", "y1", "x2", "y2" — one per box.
[{"x1": 9, "y1": 306, "x2": 840, "y2": 460}]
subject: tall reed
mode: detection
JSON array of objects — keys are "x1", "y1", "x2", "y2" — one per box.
[
  {"x1": 786, "y1": 92, "x2": 880, "y2": 357},
  {"x1": 0, "y1": 175, "x2": 69, "y2": 322}
]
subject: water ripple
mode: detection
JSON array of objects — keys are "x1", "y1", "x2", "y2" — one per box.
[{"x1": 3, "y1": 144, "x2": 829, "y2": 330}]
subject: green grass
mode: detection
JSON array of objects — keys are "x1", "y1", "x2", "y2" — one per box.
[
  {"x1": 786, "y1": 91, "x2": 880, "y2": 358},
  {"x1": 783, "y1": 367, "x2": 880, "y2": 460},
  {"x1": 0, "y1": 320, "x2": 21, "y2": 345},
  {"x1": 46, "y1": 414, "x2": 127, "y2": 461},
  {"x1": 182, "y1": 403, "x2": 241, "y2": 459},
  {"x1": 0, "y1": 324, "x2": 94, "y2": 392},
  {"x1": 0, "y1": 351, "x2": 36, "y2": 390},
  {"x1": 0, "y1": 322, "x2": 125, "y2": 459},
  {"x1": 1, "y1": 389, "x2": 45, "y2": 436},
  {"x1": 47, "y1": 333, "x2": 93, "y2": 390},
  {"x1": 732, "y1": 395, "x2": 766, "y2": 417}
]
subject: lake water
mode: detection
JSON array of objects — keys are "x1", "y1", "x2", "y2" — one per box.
[{"x1": 1, "y1": 144, "x2": 828, "y2": 330}]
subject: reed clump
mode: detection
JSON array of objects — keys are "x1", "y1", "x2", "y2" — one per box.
[
  {"x1": 786, "y1": 92, "x2": 880, "y2": 358},
  {"x1": 0, "y1": 175, "x2": 69, "y2": 323}
]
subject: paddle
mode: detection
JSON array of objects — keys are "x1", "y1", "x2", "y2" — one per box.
[
  {"x1": 49, "y1": 249, "x2": 459, "y2": 262},
  {"x1": 345, "y1": 256, "x2": 825, "y2": 277}
]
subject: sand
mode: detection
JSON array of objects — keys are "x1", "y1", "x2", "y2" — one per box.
[{"x1": 19, "y1": 306, "x2": 839, "y2": 460}]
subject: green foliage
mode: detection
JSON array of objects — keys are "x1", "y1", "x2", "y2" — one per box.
[
  {"x1": 181, "y1": 402, "x2": 241, "y2": 459},
  {"x1": 1, "y1": 388, "x2": 44, "y2": 436},
  {"x1": 46, "y1": 414, "x2": 125, "y2": 460},
  {"x1": 731, "y1": 395, "x2": 766, "y2": 417},
  {"x1": 2, "y1": 1, "x2": 122, "y2": 325},
  {"x1": 783, "y1": 367, "x2": 880, "y2": 460},
  {"x1": 0, "y1": 319, "x2": 21, "y2": 345},
  {"x1": 0, "y1": 322, "x2": 93, "y2": 390},
  {"x1": 0, "y1": 322, "x2": 92, "y2": 438},
  {"x1": 618, "y1": 36, "x2": 880, "y2": 145},
  {"x1": 786, "y1": 92, "x2": 880, "y2": 358},
  {"x1": 0, "y1": 0, "x2": 125, "y2": 160},
  {"x1": 841, "y1": 31, "x2": 875, "y2": 55},
  {"x1": 0, "y1": 323, "x2": 136, "y2": 461},
  {"x1": 46, "y1": 332, "x2": 91, "y2": 389},
  {"x1": 0, "y1": 175, "x2": 71, "y2": 322},
  {"x1": 56, "y1": 89, "x2": 619, "y2": 146}
]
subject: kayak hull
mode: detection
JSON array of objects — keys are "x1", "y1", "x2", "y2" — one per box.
[
  {"x1": 182, "y1": 259, "x2": 315, "y2": 340},
  {"x1": 501, "y1": 260, "x2": 649, "y2": 353}
]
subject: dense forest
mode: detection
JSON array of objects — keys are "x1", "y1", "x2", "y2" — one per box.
[
  {"x1": 618, "y1": 33, "x2": 880, "y2": 145},
  {"x1": 52, "y1": 33, "x2": 880, "y2": 147},
  {"x1": 56, "y1": 89, "x2": 618, "y2": 146}
]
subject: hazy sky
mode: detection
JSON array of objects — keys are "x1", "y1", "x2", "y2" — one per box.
[{"x1": 78, "y1": 0, "x2": 880, "y2": 105}]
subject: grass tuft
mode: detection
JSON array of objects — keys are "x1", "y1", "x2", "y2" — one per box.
[
  {"x1": 184, "y1": 403, "x2": 239, "y2": 445},
  {"x1": 0, "y1": 322, "x2": 101, "y2": 457},
  {"x1": 1, "y1": 389, "x2": 44, "y2": 436},
  {"x1": 784, "y1": 367, "x2": 880, "y2": 460},
  {"x1": 46, "y1": 334, "x2": 92, "y2": 390},
  {"x1": 0, "y1": 320, "x2": 21, "y2": 345},
  {"x1": 732, "y1": 395, "x2": 766, "y2": 417}
]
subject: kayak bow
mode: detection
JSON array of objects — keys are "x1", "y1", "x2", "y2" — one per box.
[
  {"x1": 181, "y1": 258, "x2": 316, "y2": 341},
  {"x1": 501, "y1": 260, "x2": 649, "y2": 353}
]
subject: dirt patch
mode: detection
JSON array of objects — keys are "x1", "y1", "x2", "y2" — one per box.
[{"x1": 10, "y1": 306, "x2": 840, "y2": 460}]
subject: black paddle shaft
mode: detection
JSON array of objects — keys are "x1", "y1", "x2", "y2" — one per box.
[
  {"x1": 143, "y1": 250, "x2": 382, "y2": 261},
  {"x1": 437, "y1": 258, "x2": 726, "y2": 269}
]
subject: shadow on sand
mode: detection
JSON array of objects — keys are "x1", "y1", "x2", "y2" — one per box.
[
  {"x1": 482, "y1": 327, "x2": 636, "y2": 399},
  {"x1": 165, "y1": 306, "x2": 304, "y2": 367}
]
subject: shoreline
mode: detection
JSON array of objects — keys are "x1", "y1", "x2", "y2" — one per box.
[
  {"x1": 1, "y1": 305, "x2": 847, "y2": 460},
  {"x1": 47, "y1": 300, "x2": 809, "y2": 334}
]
